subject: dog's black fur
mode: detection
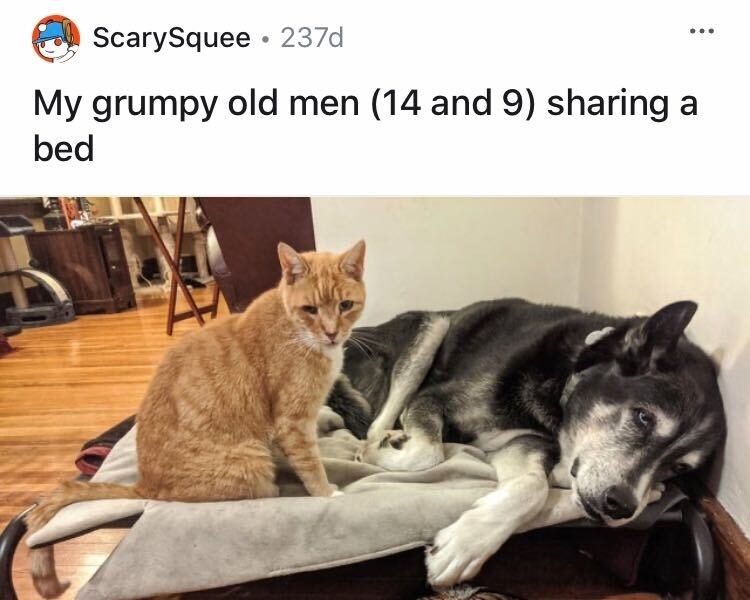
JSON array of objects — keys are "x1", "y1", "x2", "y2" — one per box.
[
  {"x1": 327, "y1": 298, "x2": 725, "y2": 587},
  {"x1": 330, "y1": 298, "x2": 725, "y2": 516}
]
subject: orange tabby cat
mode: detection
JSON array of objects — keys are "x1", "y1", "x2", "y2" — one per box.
[{"x1": 26, "y1": 240, "x2": 366, "y2": 598}]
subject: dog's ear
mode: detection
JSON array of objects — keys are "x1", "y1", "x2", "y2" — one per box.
[
  {"x1": 575, "y1": 301, "x2": 697, "y2": 375},
  {"x1": 620, "y1": 301, "x2": 697, "y2": 375},
  {"x1": 632, "y1": 301, "x2": 697, "y2": 352}
]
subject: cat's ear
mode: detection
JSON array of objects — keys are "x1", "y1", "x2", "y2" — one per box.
[
  {"x1": 277, "y1": 242, "x2": 309, "y2": 284},
  {"x1": 339, "y1": 240, "x2": 366, "y2": 281}
]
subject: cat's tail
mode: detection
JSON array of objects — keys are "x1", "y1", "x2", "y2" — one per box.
[{"x1": 25, "y1": 480, "x2": 143, "y2": 598}]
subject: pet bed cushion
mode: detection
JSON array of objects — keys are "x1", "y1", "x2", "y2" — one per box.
[{"x1": 27, "y1": 410, "x2": 683, "y2": 600}]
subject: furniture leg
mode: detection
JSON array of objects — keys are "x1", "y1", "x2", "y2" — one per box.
[
  {"x1": 211, "y1": 281, "x2": 220, "y2": 318},
  {"x1": 193, "y1": 231, "x2": 210, "y2": 280},
  {"x1": 132, "y1": 197, "x2": 204, "y2": 329},
  {"x1": 118, "y1": 225, "x2": 141, "y2": 290},
  {"x1": 155, "y1": 215, "x2": 175, "y2": 293},
  {"x1": 166, "y1": 197, "x2": 187, "y2": 335}
]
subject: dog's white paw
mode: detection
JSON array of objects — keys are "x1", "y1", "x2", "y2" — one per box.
[
  {"x1": 426, "y1": 510, "x2": 508, "y2": 589},
  {"x1": 330, "y1": 490, "x2": 344, "y2": 497},
  {"x1": 361, "y1": 431, "x2": 444, "y2": 472}
]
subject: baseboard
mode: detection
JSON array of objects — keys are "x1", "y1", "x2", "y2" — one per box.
[{"x1": 698, "y1": 494, "x2": 750, "y2": 598}]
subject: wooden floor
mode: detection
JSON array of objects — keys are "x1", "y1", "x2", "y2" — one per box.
[{"x1": 0, "y1": 287, "x2": 227, "y2": 599}]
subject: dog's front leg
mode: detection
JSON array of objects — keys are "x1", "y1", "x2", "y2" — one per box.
[
  {"x1": 518, "y1": 482, "x2": 668, "y2": 533},
  {"x1": 517, "y1": 487, "x2": 587, "y2": 532},
  {"x1": 426, "y1": 435, "x2": 554, "y2": 588}
]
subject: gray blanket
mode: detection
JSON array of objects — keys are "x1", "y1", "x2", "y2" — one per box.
[{"x1": 27, "y1": 410, "x2": 681, "y2": 600}]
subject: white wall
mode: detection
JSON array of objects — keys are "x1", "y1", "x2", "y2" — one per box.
[
  {"x1": 578, "y1": 197, "x2": 750, "y2": 536},
  {"x1": 312, "y1": 197, "x2": 583, "y2": 326}
]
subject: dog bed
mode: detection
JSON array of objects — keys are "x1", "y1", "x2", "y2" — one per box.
[{"x1": 27, "y1": 410, "x2": 686, "y2": 600}]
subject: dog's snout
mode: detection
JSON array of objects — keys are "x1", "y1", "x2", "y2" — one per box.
[{"x1": 602, "y1": 485, "x2": 637, "y2": 520}]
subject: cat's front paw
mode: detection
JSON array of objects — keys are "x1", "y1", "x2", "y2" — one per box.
[
  {"x1": 323, "y1": 483, "x2": 342, "y2": 497},
  {"x1": 309, "y1": 482, "x2": 340, "y2": 497}
]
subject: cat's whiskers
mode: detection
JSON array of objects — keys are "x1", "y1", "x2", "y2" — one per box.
[
  {"x1": 279, "y1": 336, "x2": 307, "y2": 352},
  {"x1": 296, "y1": 329, "x2": 325, "y2": 357}
]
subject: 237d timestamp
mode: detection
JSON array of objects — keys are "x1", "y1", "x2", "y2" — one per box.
[{"x1": 280, "y1": 26, "x2": 343, "y2": 48}]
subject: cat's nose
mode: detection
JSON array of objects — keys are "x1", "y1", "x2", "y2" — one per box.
[{"x1": 325, "y1": 331, "x2": 338, "y2": 343}]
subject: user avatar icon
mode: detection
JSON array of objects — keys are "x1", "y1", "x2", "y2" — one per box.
[{"x1": 33, "y1": 15, "x2": 80, "y2": 63}]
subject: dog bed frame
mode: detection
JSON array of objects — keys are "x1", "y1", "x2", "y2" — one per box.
[
  {"x1": 0, "y1": 496, "x2": 718, "y2": 599},
  {"x1": 0, "y1": 417, "x2": 720, "y2": 600}
]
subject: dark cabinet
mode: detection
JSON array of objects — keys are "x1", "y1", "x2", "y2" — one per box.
[
  {"x1": 199, "y1": 198, "x2": 314, "y2": 313},
  {"x1": 26, "y1": 224, "x2": 136, "y2": 314}
]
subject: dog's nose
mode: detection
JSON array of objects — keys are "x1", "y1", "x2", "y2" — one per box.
[{"x1": 602, "y1": 485, "x2": 637, "y2": 519}]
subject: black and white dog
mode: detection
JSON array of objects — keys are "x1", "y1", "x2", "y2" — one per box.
[{"x1": 327, "y1": 298, "x2": 726, "y2": 588}]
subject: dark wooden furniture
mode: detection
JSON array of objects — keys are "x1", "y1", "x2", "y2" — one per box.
[
  {"x1": 0, "y1": 198, "x2": 46, "y2": 219},
  {"x1": 199, "y1": 198, "x2": 315, "y2": 313},
  {"x1": 26, "y1": 224, "x2": 136, "y2": 315}
]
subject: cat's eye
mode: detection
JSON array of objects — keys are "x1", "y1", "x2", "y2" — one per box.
[
  {"x1": 633, "y1": 408, "x2": 654, "y2": 429},
  {"x1": 339, "y1": 300, "x2": 354, "y2": 312},
  {"x1": 301, "y1": 305, "x2": 318, "y2": 315}
]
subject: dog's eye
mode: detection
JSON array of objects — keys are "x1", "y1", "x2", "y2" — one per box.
[
  {"x1": 301, "y1": 305, "x2": 318, "y2": 315},
  {"x1": 339, "y1": 300, "x2": 354, "y2": 312},
  {"x1": 633, "y1": 408, "x2": 655, "y2": 429},
  {"x1": 672, "y1": 463, "x2": 691, "y2": 474}
]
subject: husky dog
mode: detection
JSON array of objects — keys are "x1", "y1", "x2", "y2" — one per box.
[{"x1": 327, "y1": 299, "x2": 725, "y2": 588}]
